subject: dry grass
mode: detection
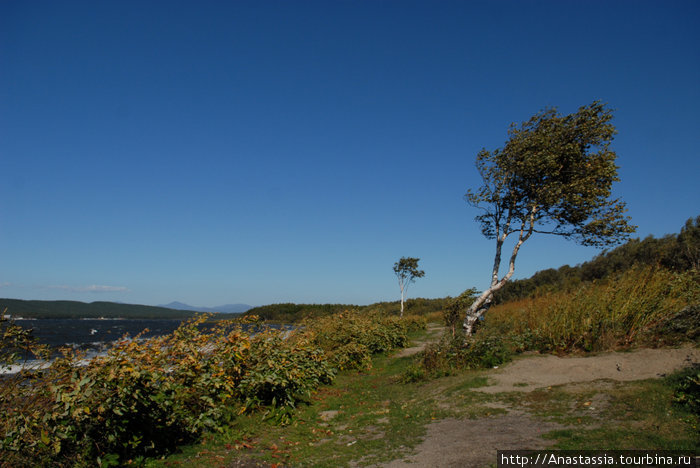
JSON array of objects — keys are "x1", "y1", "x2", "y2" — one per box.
[{"x1": 485, "y1": 267, "x2": 699, "y2": 352}]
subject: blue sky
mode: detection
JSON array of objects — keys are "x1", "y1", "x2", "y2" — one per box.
[{"x1": 1, "y1": 1, "x2": 698, "y2": 307}]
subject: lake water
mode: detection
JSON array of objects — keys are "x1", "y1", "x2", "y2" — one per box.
[
  {"x1": 3, "y1": 318, "x2": 186, "y2": 374},
  {"x1": 3, "y1": 318, "x2": 286, "y2": 374},
  {"x1": 14, "y1": 318, "x2": 185, "y2": 349}
]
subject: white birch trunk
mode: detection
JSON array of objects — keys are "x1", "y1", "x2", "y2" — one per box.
[{"x1": 463, "y1": 208, "x2": 536, "y2": 336}]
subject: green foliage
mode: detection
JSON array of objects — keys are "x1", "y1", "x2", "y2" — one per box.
[
  {"x1": 305, "y1": 311, "x2": 411, "y2": 366},
  {"x1": 239, "y1": 331, "x2": 335, "y2": 409},
  {"x1": 243, "y1": 303, "x2": 353, "y2": 323},
  {"x1": 467, "y1": 101, "x2": 636, "y2": 248},
  {"x1": 419, "y1": 331, "x2": 511, "y2": 378},
  {"x1": 393, "y1": 257, "x2": 426, "y2": 315},
  {"x1": 393, "y1": 257, "x2": 425, "y2": 283},
  {"x1": 1, "y1": 311, "x2": 50, "y2": 371},
  {"x1": 0, "y1": 316, "x2": 334, "y2": 467},
  {"x1": 363, "y1": 298, "x2": 449, "y2": 319},
  {"x1": 670, "y1": 364, "x2": 700, "y2": 415},
  {"x1": 442, "y1": 288, "x2": 478, "y2": 335},
  {"x1": 1, "y1": 310, "x2": 422, "y2": 466},
  {"x1": 302, "y1": 310, "x2": 424, "y2": 372},
  {"x1": 244, "y1": 298, "x2": 447, "y2": 323}
]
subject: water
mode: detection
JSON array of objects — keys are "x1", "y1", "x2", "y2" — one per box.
[
  {"x1": 16, "y1": 318, "x2": 185, "y2": 349},
  {"x1": 3, "y1": 318, "x2": 288, "y2": 374},
  {"x1": 3, "y1": 318, "x2": 186, "y2": 374}
]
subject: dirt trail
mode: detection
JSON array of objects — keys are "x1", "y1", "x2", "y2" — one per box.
[
  {"x1": 394, "y1": 324, "x2": 445, "y2": 358},
  {"x1": 380, "y1": 344, "x2": 699, "y2": 468},
  {"x1": 383, "y1": 413, "x2": 561, "y2": 468},
  {"x1": 478, "y1": 345, "x2": 700, "y2": 393}
]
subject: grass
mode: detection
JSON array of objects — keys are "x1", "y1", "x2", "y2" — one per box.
[
  {"x1": 543, "y1": 378, "x2": 698, "y2": 450},
  {"x1": 146, "y1": 328, "x2": 451, "y2": 467},
  {"x1": 485, "y1": 267, "x2": 699, "y2": 353},
  {"x1": 498, "y1": 376, "x2": 699, "y2": 451}
]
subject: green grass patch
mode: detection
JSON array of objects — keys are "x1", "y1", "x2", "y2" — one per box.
[
  {"x1": 497, "y1": 372, "x2": 699, "y2": 451},
  {"x1": 148, "y1": 352, "x2": 450, "y2": 467}
]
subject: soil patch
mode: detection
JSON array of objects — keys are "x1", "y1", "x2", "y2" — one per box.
[
  {"x1": 477, "y1": 345, "x2": 700, "y2": 393},
  {"x1": 381, "y1": 414, "x2": 562, "y2": 468},
  {"x1": 379, "y1": 344, "x2": 698, "y2": 467}
]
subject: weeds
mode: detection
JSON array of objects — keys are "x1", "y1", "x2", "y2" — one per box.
[{"x1": 414, "y1": 331, "x2": 511, "y2": 380}]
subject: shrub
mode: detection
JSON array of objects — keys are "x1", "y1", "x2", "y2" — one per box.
[
  {"x1": 1, "y1": 310, "x2": 418, "y2": 466},
  {"x1": 418, "y1": 331, "x2": 511, "y2": 378},
  {"x1": 670, "y1": 364, "x2": 700, "y2": 416},
  {"x1": 304, "y1": 310, "x2": 412, "y2": 370},
  {"x1": 0, "y1": 316, "x2": 333, "y2": 467},
  {"x1": 327, "y1": 342, "x2": 372, "y2": 371},
  {"x1": 442, "y1": 288, "x2": 478, "y2": 336},
  {"x1": 239, "y1": 331, "x2": 335, "y2": 409}
]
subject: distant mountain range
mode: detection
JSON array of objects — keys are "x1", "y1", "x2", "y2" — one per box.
[
  {"x1": 159, "y1": 301, "x2": 252, "y2": 314},
  {"x1": 0, "y1": 298, "x2": 252, "y2": 319}
]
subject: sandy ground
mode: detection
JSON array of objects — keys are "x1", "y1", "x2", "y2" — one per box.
[
  {"x1": 380, "y1": 344, "x2": 699, "y2": 468},
  {"x1": 478, "y1": 344, "x2": 700, "y2": 393},
  {"x1": 383, "y1": 413, "x2": 561, "y2": 468}
]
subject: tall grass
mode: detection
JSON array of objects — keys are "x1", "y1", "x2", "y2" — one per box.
[{"x1": 484, "y1": 267, "x2": 699, "y2": 352}]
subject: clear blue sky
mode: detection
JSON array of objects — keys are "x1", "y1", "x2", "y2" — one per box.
[{"x1": 2, "y1": 1, "x2": 698, "y2": 308}]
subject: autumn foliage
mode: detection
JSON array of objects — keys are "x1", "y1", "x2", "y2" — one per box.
[{"x1": 0, "y1": 311, "x2": 422, "y2": 467}]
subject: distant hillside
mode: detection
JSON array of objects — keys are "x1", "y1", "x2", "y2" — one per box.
[
  {"x1": 244, "y1": 297, "x2": 448, "y2": 323},
  {"x1": 0, "y1": 299, "x2": 204, "y2": 319},
  {"x1": 159, "y1": 301, "x2": 252, "y2": 314}
]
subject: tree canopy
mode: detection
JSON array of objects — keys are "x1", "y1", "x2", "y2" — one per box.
[{"x1": 467, "y1": 101, "x2": 635, "y2": 248}]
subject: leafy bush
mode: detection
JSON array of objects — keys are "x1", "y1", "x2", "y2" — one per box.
[
  {"x1": 418, "y1": 331, "x2": 511, "y2": 378},
  {"x1": 1, "y1": 310, "x2": 419, "y2": 466},
  {"x1": 442, "y1": 288, "x2": 478, "y2": 336},
  {"x1": 670, "y1": 364, "x2": 700, "y2": 416},
  {"x1": 0, "y1": 316, "x2": 334, "y2": 467},
  {"x1": 299, "y1": 311, "x2": 425, "y2": 371},
  {"x1": 0, "y1": 312, "x2": 50, "y2": 370},
  {"x1": 327, "y1": 342, "x2": 373, "y2": 371},
  {"x1": 239, "y1": 331, "x2": 335, "y2": 409},
  {"x1": 304, "y1": 311, "x2": 413, "y2": 369},
  {"x1": 244, "y1": 298, "x2": 448, "y2": 323}
]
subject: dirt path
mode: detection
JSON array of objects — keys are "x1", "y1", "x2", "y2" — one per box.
[
  {"x1": 478, "y1": 345, "x2": 700, "y2": 393},
  {"x1": 394, "y1": 324, "x2": 445, "y2": 358},
  {"x1": 383, "y1": 413, "x2": 562, "y2": 468},
  {"x1": 380, "y1": 344, "x2": 699, "y2": 468}
]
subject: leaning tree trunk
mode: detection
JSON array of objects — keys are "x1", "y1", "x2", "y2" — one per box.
[{"x1": 463, "y1": 211, "x2": 535, "y2": 336}]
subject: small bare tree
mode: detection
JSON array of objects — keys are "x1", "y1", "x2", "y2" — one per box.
[{"x1": 393, "y1": 257, "x2": 425, "y2": 317}]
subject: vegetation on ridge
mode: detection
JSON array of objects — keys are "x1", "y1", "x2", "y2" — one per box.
[{"x1": 0, "y1": 299, "x2": 213, "y2": 319}]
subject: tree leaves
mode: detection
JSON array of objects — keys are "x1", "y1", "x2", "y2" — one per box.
[{"x1": 467, "y1": 101, "x2": 636, "y2": 247}]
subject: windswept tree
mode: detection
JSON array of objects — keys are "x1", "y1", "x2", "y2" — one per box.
[
  {"x1": 393, "y1": 257, "x2": 425, "y2": 317},
  {"x1": 463, "y1": 101, "x2": 636, "y2": 335}
]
